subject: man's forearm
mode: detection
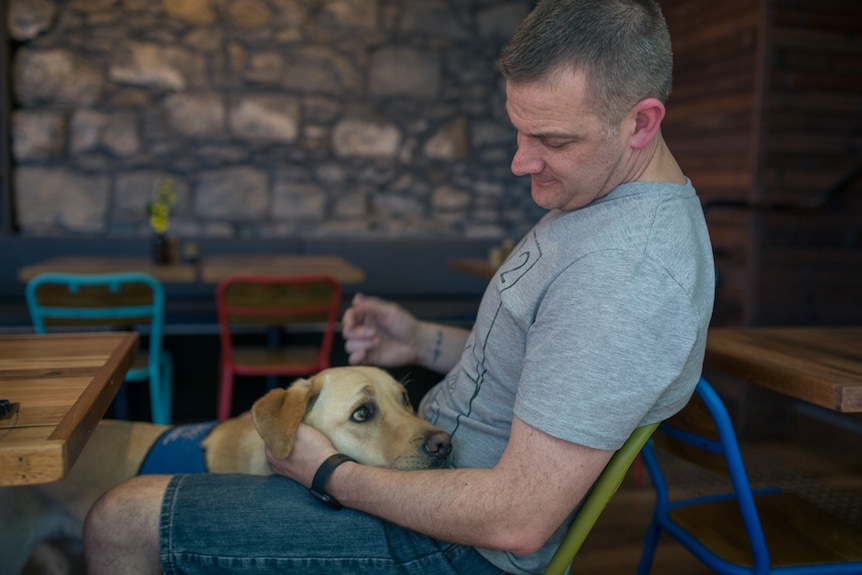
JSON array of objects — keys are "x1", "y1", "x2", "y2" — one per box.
[
  {"x1": 413, "y1": 322, "x2": 470, "y2": 373},
  {"x1": 329, "y1": 464, "x2": 544, "y2": 554}
]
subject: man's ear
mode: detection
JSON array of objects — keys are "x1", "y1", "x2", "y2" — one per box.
[{"x1": 628, "y1": 97, "x2": 666, "y2": 150}]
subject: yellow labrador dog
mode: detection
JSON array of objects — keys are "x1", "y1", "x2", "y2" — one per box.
[{"x1": 0, "y1": 366, "x2": 451, "y2": 575}]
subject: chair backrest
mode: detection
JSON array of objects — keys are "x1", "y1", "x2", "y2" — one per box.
[
  {"x1": 26, "y1": 271, "x2": 166, "y2": 358},
  {"x1": 641, "y1": 376, "x2": 771, "y2": 572},
  {"x1": 216, "y1": 273, "x2": 342, "y2": 361},
  {"x1": 542, "y1": 421, "x2": 659, "y2": 575}
]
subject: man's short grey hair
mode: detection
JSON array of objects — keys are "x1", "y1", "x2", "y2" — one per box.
[{"x1": 498, "y1": 0, "x2": 673, "y2": 133}]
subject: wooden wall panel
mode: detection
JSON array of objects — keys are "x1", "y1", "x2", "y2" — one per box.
[
  {"x1": 754, "y1": 0, "x2": 862, "y2": 325},
  {"x1": 662, "y1": 0, "x2": 761, "y2": 202},
  {"x1": 660, "y1": 0, "x2": 861, "y2": 327},
  {"x1": 660, "y1": 0, "x2": 762, "y2": 325}
]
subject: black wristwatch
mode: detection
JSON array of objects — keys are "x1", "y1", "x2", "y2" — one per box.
[{"x1": 309, "y1": 453, "x2": 356, "y2": 510}]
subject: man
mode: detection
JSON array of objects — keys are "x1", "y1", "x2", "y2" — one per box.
[{"x1": 84, "y1": 1, "x2": 715, "y2": 573}]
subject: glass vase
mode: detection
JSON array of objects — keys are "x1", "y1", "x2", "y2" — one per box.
[{"x1": 150, "y1": 233, "x2": 177, "y2": 265}]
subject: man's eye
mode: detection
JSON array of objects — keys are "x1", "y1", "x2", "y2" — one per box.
[
  {"x1": 352, "y1": 405, "x2": 374, "y2": 422},
  {"x1": 544, "y1": 139, "x2": 571, "y2": 150}
]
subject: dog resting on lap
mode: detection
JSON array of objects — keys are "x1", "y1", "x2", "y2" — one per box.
[{"x1": 0, "y1": 366, "x2": 452, "y2": 575}]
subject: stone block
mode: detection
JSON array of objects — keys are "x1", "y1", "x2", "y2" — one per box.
[
  {"x1": 70, "y1": 110, "x2": 140, "y2": 157},
  {"x1": 424, "y1": 117, "x2": 470, "y2": 160},
  {"x1": 14, "y1": 49, "x2": 104, "y2": 106},
  {"x1": 12, "y1": 111, "x2": 65, "y2": 160},
  {"x1": 229, "y1": 94, "x2": 300, "y2": 142},
  {"x1": 272, "y1": 182, "x2": 327, "y2": 221},
  {"x1": 333, "y1": 119, "x2": 402, "y2": 158},
  {"x1": 194, "y1": 167, "x2": 269, "y2": 220},
  {"x1": 15, "y1": 168, "x2": 110, "y2": 233},
  {"x1": 370, "y1": 47, "x2": 440, "y2": 99},
  {"x1": 109, "y1": 43, "x2": 204, "y2": 91},
  {"x1": 164, "y1": 93, "x2": 226, "y2": 138},
  {"x1": 8, "y1": 0, "x2": 56, "y2": 41},
  {"x1": 164, "y1": 0, "x2": 215, "y2": 24}
]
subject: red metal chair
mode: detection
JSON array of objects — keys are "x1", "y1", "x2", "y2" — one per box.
[{"x1": 215, "y1": 274, "x2": 342, "y2": 420}]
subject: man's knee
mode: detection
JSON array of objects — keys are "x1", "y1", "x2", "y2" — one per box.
[
  {"x1": 84, "y1": 475, "x2": 170, "y2": 574},
  {"x1": 87, "y1": 475, "x2": 160, "y2": 531}
]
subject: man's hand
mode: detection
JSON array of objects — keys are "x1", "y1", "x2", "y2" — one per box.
[
  {"x1": 341, "y1": 293, "x2": 420, "y2": 367},
  {"x1": 342, "y1": 293, "x2": 471, "y2": 372},
  {"x1": 265, "y1": 423, "x2": 338, "y2": 487}
]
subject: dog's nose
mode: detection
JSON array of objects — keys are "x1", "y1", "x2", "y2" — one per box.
[{"x1": 423, "y1": 430, "x2": 452, "y2": 459}]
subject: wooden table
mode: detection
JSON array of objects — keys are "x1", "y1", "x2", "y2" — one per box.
[
  {"x1": 705, "y1": 326, "x2": 862, "y2": 413},
  {"x1": 17, "y1": 256, "x2": 198, "y2": 283},
  {"x1": 17, "y1": 255, "x2": 365, "y2": 284},
  {"x1": 0, "y1": 332, "x2": 138, "y2": 485}
]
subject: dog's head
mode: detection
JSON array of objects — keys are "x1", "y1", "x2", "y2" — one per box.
[{"x1": 251, "y1": 366, "x2": 452, "y2": 470}]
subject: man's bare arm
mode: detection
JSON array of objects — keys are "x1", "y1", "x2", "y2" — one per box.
[{"x1": 324, "y1": 416, "x2": 614, "y2": 555}]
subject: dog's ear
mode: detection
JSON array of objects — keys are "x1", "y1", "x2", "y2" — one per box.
[{"x1": 251, "y1": 377, "x2": 319, "y2": 459}]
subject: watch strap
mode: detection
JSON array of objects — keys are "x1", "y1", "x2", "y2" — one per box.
[{"x1": 309, "y1": 453, "x2": 356, "y2": 510}]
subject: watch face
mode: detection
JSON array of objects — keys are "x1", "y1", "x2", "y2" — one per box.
[{"x1": 309, "y1": 488, "x2": 342, "y2": 510}]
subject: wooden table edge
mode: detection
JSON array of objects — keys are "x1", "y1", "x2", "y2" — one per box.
[
  {"x1": 705, "y1": 326, "x2": 862, "y2": 413},
  {"x1": 52, "y1": 332, "x2": 139, "y2": 470}
]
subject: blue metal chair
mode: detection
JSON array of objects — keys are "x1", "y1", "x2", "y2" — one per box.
[
  {"x1": 26, "y1": 272, "x2": 173, "y2": 424},
  {"x1": 637, "y1": 376, "x2": 862, "y2": 575}
]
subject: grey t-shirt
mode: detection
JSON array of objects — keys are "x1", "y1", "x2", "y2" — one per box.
[{"x1": 419, "y1": 179, "x2": 715, "y2": 574}]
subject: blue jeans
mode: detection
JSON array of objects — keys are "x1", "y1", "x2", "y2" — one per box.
[{"x1": 160, "y1": 473, "x2": 510, "y2": 575}]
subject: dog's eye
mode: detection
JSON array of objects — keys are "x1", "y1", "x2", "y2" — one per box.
[
  {"x1": 351, "y1": 405, "x2": 374, "y2": 422},
  {"x1": 402, "y1": 392, "x2": 412, "y2": 409}
]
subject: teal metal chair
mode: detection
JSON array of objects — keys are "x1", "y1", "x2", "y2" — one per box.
[
  {"x1": 542, "y1": 421, "x2": 659, "y2": 575},
  {"x1": 26, "y1": 272, "x2": 173, "y2": 424},
  {"x1": 637, "y1": 376, "x2": 862, "y2": 575}
]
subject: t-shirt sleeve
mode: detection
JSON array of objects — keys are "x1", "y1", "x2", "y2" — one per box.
[{"x1": 513, "y1": 250, "x2": 701, "y2": 450}]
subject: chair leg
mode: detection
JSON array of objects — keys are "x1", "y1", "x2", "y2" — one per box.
[
  {"x1": 266, "y1": 374, "x2": 279, "y2": 391},
  {"x1": 217, "y1": 366, "x2": 234, "y2": 421},
  {"x1": 149, "y1": 354, "x2": 173, "y2": 425},
  {"x1": 635, "y1": 517, "x2": 662, "y2": 575},
  {"x1": 266, "y1": 328, "x2": 280, "y2": 391},
  {"x1": 113, "y1": 383, "x2": 129, "y2": 420},
  {"x1": 162, "y1": 353, "x2": 173, "y2": 423}
]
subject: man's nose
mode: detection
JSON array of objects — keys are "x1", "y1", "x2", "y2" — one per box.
[{"x1": 511, "y1": 136, "x2": 542, "y2": 176}]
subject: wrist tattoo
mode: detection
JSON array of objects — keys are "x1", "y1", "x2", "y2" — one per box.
[{"x1": 431, "y1": 330, "x2": 443, "y2": 365}]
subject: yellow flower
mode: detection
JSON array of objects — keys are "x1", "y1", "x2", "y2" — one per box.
[{"x1": 147, "y1": 178, "x2": 177, "y2": 235}]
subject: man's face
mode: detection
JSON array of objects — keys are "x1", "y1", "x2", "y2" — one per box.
[{"x1": 506, "y1": 70, "x2": 631, "y2": 212}]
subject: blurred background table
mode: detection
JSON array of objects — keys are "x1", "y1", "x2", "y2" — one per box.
[
  {"x1": 17, "y1": 255, "x2": 365, "y2": 285},
  {"x1": 0, "y1": 332, "x2": 138, "y2": 485},
  {"x1": 447, "y1": 258, "x2": 496, "y2": 280}
]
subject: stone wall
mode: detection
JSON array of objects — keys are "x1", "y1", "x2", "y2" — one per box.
[{"x1": 8, "y1": 0, "x2": 544, "y2": 239}]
